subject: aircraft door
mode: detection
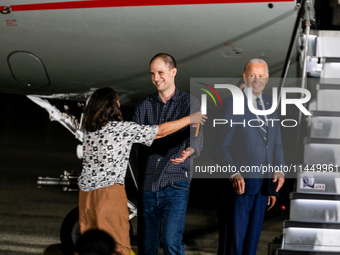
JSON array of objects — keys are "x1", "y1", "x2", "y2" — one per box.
[{"x1": 7, "y1": 51, "x2": 51, "y2": 87}]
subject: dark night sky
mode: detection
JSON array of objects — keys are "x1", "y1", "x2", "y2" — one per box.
[{"x1": 0, "y1": 92, "x2": 81, "y2": 173}]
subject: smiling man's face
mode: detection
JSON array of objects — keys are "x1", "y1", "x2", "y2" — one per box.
[
  {"x1": 150, "y1": 58, "x2": 177, "y2": 94},
  {"x1": 243, "y1": 62, "x2": 269, "y2": 97}
]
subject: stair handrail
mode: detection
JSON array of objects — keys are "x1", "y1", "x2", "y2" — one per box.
[{"x1": 277, "y1": 0, "x2": 307, "y2": 104}]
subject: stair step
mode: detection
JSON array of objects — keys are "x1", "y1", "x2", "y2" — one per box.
[
  {"x1": 310, "y1": 116, "x2": 340, "y2": 139},
  {"x1": 297, "y1": 171, "x2": 340, "y2": 194},
  {"x1": 284, "y1": 220, "x2": 340, "y2": 229},
  {"x1": 316, "y1": 89, "x2": 340, "y2": 111},
  {"x1": 290, "y1": 193, "x2": 340, "y2": 223},
  {"x1": 290, "y1": 192, "x2": 340, "y2": 200},
  {"x1": 290, "y1": 200, "x2": 340, "y2": 223},
  {"x1": 320, "y1": 62, "x2": 340, "y2": 83},
  {"x1": 283, "y1": 221, "x2": 340, "y2": 251},
  {"x1": 316, "y1": 31, "x2": 340, "y2": 59},
  {"x1": 325, "y1": 58, "x2": 340, "y2": 63},
  {"x1": 305, "y1": 138, "x2": 340, "y2": 144},
  {"x1": 277, "y1": 249, "x2": 340, "y2": 255},
  {"x1": 318, "y1": 84, "x2": 340, "y2": 90},
  {"x1": 304, "y1": 143, "x2": 340, "y2": 165},
  {"x1": 312, "y1": 111, "x2": 340, "y2": 117}
]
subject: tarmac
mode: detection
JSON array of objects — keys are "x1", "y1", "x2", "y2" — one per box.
[
  {"x1": 0, "y1": 143, "x2": 288, "y2": 255},
  {"x1": 39, "y1": 208, "x2": 287, "y2": 255}
]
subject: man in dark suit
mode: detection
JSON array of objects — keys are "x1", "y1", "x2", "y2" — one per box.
[{"x1": 213, "y1": 59, "x2": 285, "y2": 255}]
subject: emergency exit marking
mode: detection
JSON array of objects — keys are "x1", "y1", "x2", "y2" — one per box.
[{"x1": 6, "y1": 19, "x2": 17, "y2": 26}]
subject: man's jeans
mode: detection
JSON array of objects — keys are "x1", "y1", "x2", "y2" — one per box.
[{"x1": 138, "y1": 180, "x2": 190, "y2": 255}]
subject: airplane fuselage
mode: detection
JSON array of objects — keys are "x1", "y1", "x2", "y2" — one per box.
[{"x1": 0, "y1": 0, "x2": 297, "y2": 104}]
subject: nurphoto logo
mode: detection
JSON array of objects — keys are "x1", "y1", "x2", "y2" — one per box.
[{"x1": 199, "y1": 84, "x2": 311, "y2": 116}]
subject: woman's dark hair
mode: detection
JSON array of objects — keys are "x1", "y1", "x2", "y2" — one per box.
[{"x1": 82, "y1": 87, "x2": 122, "y2": 132}]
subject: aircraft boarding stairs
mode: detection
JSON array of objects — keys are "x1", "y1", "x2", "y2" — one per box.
[{"x1": 276, "y1": 31, "x2": 340, "y2": 254}]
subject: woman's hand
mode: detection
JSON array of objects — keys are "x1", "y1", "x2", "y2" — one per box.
[{"x1": 190, "y1": 111, "x2": 207, "y2": 125}]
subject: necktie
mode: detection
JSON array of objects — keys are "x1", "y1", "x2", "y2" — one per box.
[{"x1": 256, "y1": 97, "x2": 268, "y2": 140}]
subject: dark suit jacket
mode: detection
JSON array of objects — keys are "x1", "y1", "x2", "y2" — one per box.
[{"x1": 212, "y1": 90, "x2": 285, "y2": 195}]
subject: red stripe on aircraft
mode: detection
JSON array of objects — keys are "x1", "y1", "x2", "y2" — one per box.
[{"x1": 1, "y1": 0, "x2": 294, "y2": 12}]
